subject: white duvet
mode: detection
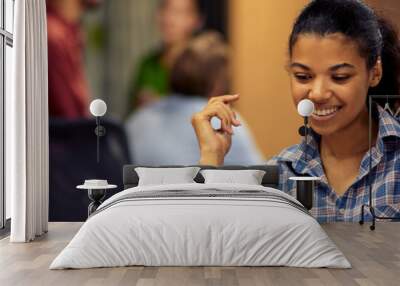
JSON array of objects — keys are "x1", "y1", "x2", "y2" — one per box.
[{"x1": 50, "y1": 183, "x2": 351, "y2": 269}]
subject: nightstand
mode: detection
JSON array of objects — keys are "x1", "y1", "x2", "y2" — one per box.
[{"x1": 77, "y1": 180, "x2": 117, "y2": 217}]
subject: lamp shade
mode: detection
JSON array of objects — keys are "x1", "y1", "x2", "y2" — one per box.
[
  {"x1": 90, "y1": 99, "x2": 107, "y2": 117},
  {"x1": 297, "y1": 99, "x2": 314, "y2": 117}
]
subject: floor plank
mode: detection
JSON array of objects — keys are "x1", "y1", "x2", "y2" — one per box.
[{"x1": 0, "y1": 222, "x2": 399, "y2": 286}]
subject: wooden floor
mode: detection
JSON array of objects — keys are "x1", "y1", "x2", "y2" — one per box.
[{"x1": 0, "y1": 222, "x2": 399, "y2": 286}]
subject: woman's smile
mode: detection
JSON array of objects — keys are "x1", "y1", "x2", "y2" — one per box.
[
  {"x1": 311, "y1": 106, "x2": 343, "y2": 122},
  {"x1": 289, "y1": 33, "x2": 375, "y2": 136}
]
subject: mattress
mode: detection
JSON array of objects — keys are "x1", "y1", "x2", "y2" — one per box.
[{"x1": 50, "y1": 183, "x2": 351, "y2": 269}]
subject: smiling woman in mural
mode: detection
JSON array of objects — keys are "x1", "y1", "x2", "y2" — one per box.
[{"x1": 191, "y1": 0, "x2": 400, "y2": 222}]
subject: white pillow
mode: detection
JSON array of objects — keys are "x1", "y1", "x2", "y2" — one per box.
[
  {"x1": 135, "y1": 167, "x2": 201, "y2": 186},
  {"x1": 200, "y1": 169, "x2": 266, "y2": 185}
]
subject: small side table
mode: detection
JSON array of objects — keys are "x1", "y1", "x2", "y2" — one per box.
[{"x1": 77, "y1": 180, "x2": 117, "y2": 217}]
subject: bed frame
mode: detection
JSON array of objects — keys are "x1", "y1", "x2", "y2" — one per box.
[{"x1": 123, "y1": 165, "x2": 280, "y2": 190}]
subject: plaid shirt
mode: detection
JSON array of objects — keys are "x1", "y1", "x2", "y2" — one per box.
[{"x1": 267, "y1": 104, "x2": 400, "y2": 223}]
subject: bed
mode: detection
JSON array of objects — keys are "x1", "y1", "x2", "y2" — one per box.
[{"x1": 50, "y1": 165, "x2": 351, "y2": 269}]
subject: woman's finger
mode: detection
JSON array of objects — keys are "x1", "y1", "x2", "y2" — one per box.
[
  {"x1": 209, "y1": 94, "x2": 240, "y2": 105},
  {"x1": 203, "y1": 105, "x2": 233, "y2": 135},
  {"x1": 208, "y1": 94, "x2": 241, "y2": 125},
  {"x1": 210, "y1": 102, "x2": 234, "y2": 134},
  {"x1": 209, "y1": 95, "x2": 241, "y2": 124},
  {"x1": 214, "y1": 101, "x2": 241, "y2": 128},
  {"x1": 221, "y1": 102, "x2": 241, "y2": 126}
]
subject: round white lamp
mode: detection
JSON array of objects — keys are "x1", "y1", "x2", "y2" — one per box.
[
  {"x1": 297, "y1": 99, "x2": 315, "y2": 163},
  {"x1": 294, "y1": 99, "x2": 317, "y2": 209},
  {"x1": 297, "y1": 99, "x2": 315, "y2": 117},
  {"x1": 89, "y1": 99, "x2": 107, "y2": 163},
  {"x1": 90, "y1": 99, "x2": 107, "y2": 117},
  {"x1": 297, "y1": 99, "x2": 315, "y2": 137}
]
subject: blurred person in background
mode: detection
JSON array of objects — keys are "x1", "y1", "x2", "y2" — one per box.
[
  {"x1": 125, "y1": 32, "x2": 265, "y2": 165},
  {"x1": 127, "y1": 0, "x2": 204, "y2": 113},
  {"x1": 47, "y1": 0, "x2": 101, "y2": 118}
]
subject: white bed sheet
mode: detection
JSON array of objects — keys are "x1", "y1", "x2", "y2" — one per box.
[{"x1": 50, "y1": 183, "x2": 351, "y2": 269}]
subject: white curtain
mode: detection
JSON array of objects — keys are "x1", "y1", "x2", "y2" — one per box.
[{"x1": 7, "y1": 0, "x2": 49, "y2": 242}]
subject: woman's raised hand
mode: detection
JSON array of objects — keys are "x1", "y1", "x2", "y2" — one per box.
[{"x1": 191, "y1": 94, "x2": 241, "y2": 166}]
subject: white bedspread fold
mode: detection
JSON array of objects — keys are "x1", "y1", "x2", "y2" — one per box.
[{"x1": 50, "y1": 183, "x2": 351, "y2": 269}]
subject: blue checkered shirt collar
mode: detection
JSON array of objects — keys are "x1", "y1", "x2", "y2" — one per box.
[{"x1": 274, "y1": 104, "x2": 400, "y2": 185}]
